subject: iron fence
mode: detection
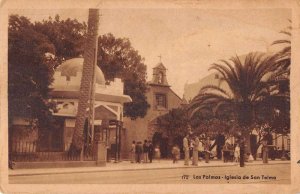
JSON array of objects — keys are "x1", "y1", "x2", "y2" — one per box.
[{"x1": 9, "y1": 141, "x2": 97, "y2": 162}]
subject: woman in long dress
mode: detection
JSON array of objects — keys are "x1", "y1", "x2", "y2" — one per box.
[
  {"x1": 234, "y1": 144, "x2": 240, "y2": 162},
  {"x1": 131, "y1": 141, "x2": 136, "y2": 163},
  {"x1": 154, "y1": 145, "x2": 161, "y2": 162}
]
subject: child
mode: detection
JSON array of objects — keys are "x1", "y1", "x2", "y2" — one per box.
[{"x1": 172, "y1": 145, "x2": 180, "y2": 163}]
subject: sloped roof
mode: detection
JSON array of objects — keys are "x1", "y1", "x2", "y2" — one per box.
[{"x1": 153, "y1": 62, "x2": 167, "y2": 70}]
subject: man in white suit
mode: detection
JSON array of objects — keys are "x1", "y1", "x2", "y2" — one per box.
[{"x1": 183, "y1": 133, "x2": 190, "y2": 166}]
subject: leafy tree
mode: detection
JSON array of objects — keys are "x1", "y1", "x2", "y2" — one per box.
[
  {"x1": 155, "y1": 107, "x2": 189, "y2": 157},
  {"x1": 97, "y1": 33, "x2": 150, "y2": 119},
  {"x1": 8, "y1": 15, "x2": 57, "y2": 130},
  {"x1": 9, "y1": 14, "x2": 88, "y2": 129},
  {"x1": 156, "y1": 108, "x2": 189, "y2": 137},
  {"x1": 9, "y1": 14, "x2": 150, "y2": 155},
  {"x1": 33, "y1": 20, "x2": 150, "y2": 120},
  {"x1": 250, "y1": 122, "x2": 288, "y2": 160},
  {"x1": 34, "y1": 15, "x2": 87, "y2": 62},
  {"x1": 188, "y1": 52, "x2": 286, "y2": 154}
]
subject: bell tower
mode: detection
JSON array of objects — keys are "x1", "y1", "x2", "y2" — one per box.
[{"x1": 152, "y1": 61, "x2": 169, "y2": 86}]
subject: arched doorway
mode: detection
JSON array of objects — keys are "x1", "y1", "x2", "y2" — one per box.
[{"x1": 152, "y1": 132, "x2": 169, "y2": 158}]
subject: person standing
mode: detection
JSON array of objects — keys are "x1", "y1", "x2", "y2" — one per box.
[
  {"x1": 193, "y1": 135, "x2": 200, "y2": 166},
  {"x1": 189, "y1": 139, "x2": 194, "y2": 160},
  {"x1": 130, "y1": 141, "x2": 136, "y2": 163},
  {"x1": 148, "y1": 141, "x2": 154, "y2": 163},
  {"x1": 234, "y1": 144, "x2": 240, "y2": 163},
  {"x1": 183, "y1": 133, "x2": 190, "y2": 165},
  {"x1": 223, "y1": 142, "x2": 230, "y2": 163},
  {"x1": 143, "y1": 140, "x2": 149, "y2": 163},
  {"x1": 136, "y1": 142, "x2": 143, "y2": 163},
  {"x1": 262, "y1": 140, "x2": 269, "y2": 164}
]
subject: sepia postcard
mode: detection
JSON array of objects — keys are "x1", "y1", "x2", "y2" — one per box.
[{"x1": 1, "y1": 0, "x2": 300, "y2": 193}]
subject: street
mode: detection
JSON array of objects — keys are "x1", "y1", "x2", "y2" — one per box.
[{"x1": 9, "y1": 163, "x2": 290, "y2": 184}]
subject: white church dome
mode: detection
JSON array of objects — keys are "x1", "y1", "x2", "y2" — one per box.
[{"x1": 56, "y1": 58, "x2": 105, "y2": 85}]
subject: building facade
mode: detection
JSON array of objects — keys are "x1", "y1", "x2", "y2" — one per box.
[
  {"x1": 122, "y1": 62, "x2": 185, "y2": 159},
  {"x1": 10, "y1": 58, "x2": 131, "y2": 160}
]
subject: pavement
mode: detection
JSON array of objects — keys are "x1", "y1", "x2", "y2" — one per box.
[{"x1": 9, "y1": 159, "x2": 290, "y2": 177}]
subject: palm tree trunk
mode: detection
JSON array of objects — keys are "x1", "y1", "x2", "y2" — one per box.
[
  {"x1": 243, "y1": 130, "x2": 251, "y2": 155},
  {"x1": 69, "y1": 9, "x2": 99, "y2": 156},
  {"x1": 238, "y1": 102, "x2": 253, "y2": 156}
]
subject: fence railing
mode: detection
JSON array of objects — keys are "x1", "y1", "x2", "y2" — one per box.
[{"x1": 9, "y1": 141, "x2": 97, "y2": 162}]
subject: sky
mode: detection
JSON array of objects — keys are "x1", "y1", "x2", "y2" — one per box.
[{"x1": 13, "y1": 8, "x2": 291, "y2": 97}]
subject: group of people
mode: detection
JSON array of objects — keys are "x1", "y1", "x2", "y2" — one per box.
[
  {"x1": 129, "y1": 133, "x2": 245, "y2": 166},
  {"x1": 131, "y1": 140, "x2": 158, "y2": 163},
  {"x1": 222, "y1": 142, "x2": 241, "y2": 163},
  {"x1": 183, "y1": 133, "x2": 211, "y2": 166}
]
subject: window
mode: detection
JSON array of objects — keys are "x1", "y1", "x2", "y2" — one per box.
[
  {"x1": 158, "y1": 72, "x2": 163, "y2": 84},
  {"x1": 155, "y1": 93, "x2": 167, "y2": 108}
]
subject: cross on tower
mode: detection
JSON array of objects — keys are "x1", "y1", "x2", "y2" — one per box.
[{"x1": 158, "y1": 55, "x2": 162, "y2": 62}]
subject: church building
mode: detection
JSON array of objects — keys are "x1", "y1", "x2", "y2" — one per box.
[{"x1": 122, "y1": 61, "x2": 185, "y2": 159}]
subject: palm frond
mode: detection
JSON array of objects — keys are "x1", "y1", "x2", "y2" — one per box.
[
  {"x1": 213, "y1": 100, "x2": 234, "y2": 115},
  {"x1": 280, "y1": 30, "x2": 291, "y2": 36},
  {"x1": 272, "y1": 39, "x2": 291, "y2": 45},
  {"x1": 199, "y1": 85, "x2": 231, "y2": 98},
  {"x1": 209, "y1": 63, "x2": 239, "y2": 92},
  {"x1": 219, "y1": 59, "x2": 238, "y2": 81},
  {"x1": 189, "y1": 93, "x2": 230, "y2": 110}
]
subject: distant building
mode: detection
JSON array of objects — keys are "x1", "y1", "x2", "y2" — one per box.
[
  {"x1": 184, "y1": 72, "x2": 230, "y2": 101},
  {"x1": 122, "y1": 62, "x2": 185, "y2": 159}
]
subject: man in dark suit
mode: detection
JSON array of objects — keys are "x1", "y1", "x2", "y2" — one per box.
[
  {"x1": 148, "y1": 141, "x2": 154, "y2": 163},
  {"x1": 135, "y1": 142, "x2": 143, "y2": 163}
]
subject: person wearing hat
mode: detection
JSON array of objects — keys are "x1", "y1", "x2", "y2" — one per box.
[{"x1": 135, "y1": 141, "x2": 143, "y2": 163}]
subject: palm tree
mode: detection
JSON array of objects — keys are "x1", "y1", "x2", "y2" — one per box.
[
  {"x1": 69, "y1": 9, "x2": 99, "y2": 156},
  {"x1": 188, "y1": 52, "x2": 282, "y2": 153}
]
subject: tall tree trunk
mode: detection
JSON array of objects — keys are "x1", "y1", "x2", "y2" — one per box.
[
  {"x1": 243, "y1": 130, "x2": 251, "y2": 155},
  {"x1": 238, "y1": 102, "x2": 253, "y2": 156},
  {"x1": 69, "y1": 9, "x2": 99, "y2": 155}
]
